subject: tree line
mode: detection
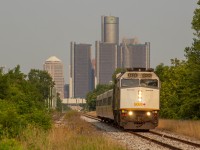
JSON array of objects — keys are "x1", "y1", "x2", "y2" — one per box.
[
  {"x1": 155, "y1": 1, "x2": 200, "y2": 119},
  {"x1": 0, "y1": 65, "x2": 60, "y2": 139}
]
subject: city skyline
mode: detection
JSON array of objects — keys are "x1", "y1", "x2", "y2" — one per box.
[{"x1": 0, "y1": 0, "x2": 197, "y2": 84}]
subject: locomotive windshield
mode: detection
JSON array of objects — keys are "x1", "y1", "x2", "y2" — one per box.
[
  {"x1": 121, "y1": 79, "x2": 158, "y2": 88},
  {"x1": 140, "y1": 79, "x2": 158, "y2": 88},
  {"x1": 121, "y1": 79, "x2": 139, "y2": 87}
]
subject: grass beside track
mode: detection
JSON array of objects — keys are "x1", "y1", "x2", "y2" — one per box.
[
  {"x1": 158, "y1": 119, "x2": 200, "y2": 140},
  {"x1": 18, "y1": 110, "x2": 125, "y2": 150}
]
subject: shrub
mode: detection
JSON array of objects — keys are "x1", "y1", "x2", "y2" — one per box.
[{"x1": 0, "y1": 138, "x2": 22, "y2": 150}]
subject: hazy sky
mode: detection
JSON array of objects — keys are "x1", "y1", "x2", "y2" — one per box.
[{"x1": 0, "y1": 0, "x2": 197, "y2": 83}]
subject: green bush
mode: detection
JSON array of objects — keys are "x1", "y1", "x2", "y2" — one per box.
[
  {"x1": 26, "y1": 110, "x2": 52, "y2": 130},
  {"x1": 0, "y1": 138, "x2": 22, "y2": 150},
  {"x1": 0, "y1": 100, "x2": 25, "y2": 138}
]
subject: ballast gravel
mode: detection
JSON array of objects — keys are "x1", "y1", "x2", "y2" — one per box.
[{"x1": 81, "y1": 116, "x2": 169, "y2": 150}]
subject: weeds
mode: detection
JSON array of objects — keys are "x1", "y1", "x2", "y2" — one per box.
[
  {"x1": 18, "y1": 110, "x2": 124, "y2": 150},
  {"x1": 158, "y1": 119, "x2": 200, "y2": 140}
]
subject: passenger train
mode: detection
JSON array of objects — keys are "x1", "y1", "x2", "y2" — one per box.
[{"x1": 96, "y1": 68, "x2": 160, "y2": 130}]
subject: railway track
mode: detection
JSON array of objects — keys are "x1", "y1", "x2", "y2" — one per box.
[
  {"x1": 129, "y1": 131, "x2": 181, "y2": 150},
  {"x1": 82, "y1": 113, "x2": 101, "y2": 121},
  {"x1": 82, "y1": 113, "x2": 200, "y2": 150},
  {"x1": 149, "y1": 130, "x2": 200, "y2": 148}
]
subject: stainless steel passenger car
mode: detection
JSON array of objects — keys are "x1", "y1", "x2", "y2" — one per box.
[{"x1": 96, "y1": 68, "x2": 160, "y2": 130}]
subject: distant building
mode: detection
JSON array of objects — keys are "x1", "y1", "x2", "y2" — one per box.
[
  {"x1": 95, "y1": 16, "x2": 120, "y2": 86},
  {"x1": 95, "y1": 41, "x2": 118, "y2": 86},
  {"x1": 120, "y1": 38, "x2": 150, "y2": 69},
  {"x1": 70, "y1": 42, "x2": 93, "y2": 98},
  {"x1": 101, "y1": 16, "x2": 119, "y2": 44},
  {"x1": 43, "y1": 56, "x2": 65, "y2": 100}
]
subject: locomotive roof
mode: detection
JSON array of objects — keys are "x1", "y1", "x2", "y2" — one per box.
[{"x1": 116, "y1": 70, "x2": 158, "y2": 80}]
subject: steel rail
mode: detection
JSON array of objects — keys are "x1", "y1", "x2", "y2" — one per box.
[
  {"x1": 129, "y1": 131, "x2": 182, "y2": 150},
  {"x1": 82, "y1": 113, "x2": 101, "y2": 121},
  {"x1": 149, "y1": 131, "x2": 200, "y2": 148}
]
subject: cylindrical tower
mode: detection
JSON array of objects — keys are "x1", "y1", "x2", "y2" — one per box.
[{"x1": 101, "y1": 16, "x2": 119, "y2": 44}]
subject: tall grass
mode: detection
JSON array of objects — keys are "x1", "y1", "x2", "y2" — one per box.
[
  {"x1": 158, "y1": 119, "x2": 200, "y2": 140},
  {"x1": 19, "y1": 111, "x2": 125, "y2": 150}
]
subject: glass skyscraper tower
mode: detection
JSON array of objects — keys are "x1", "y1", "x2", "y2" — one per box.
[{"x1": 69, "y1": 42, "x2": 92, "y2": 98}]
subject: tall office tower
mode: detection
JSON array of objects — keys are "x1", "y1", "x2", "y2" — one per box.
[
  {"x1": 95, "y1": 41, "x2": 118, "y2": 86},
  {"x1": 44, "y1": 56, "x2": 65, "y2": 100},
  {"x1": 101, "y1": 16, "x2": 119, "y2": 44},
  {"x1": 95, "y1": 16, "x2": 119, "y2": 86},
  {"x1": 120, "y1": 38, "x2": 150, "y2": 69},
  {"x1": 70, "y1": 42, "x2": 92, "y2": 98}
]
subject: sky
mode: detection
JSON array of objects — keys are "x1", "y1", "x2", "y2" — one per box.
[{"x1": 0, "y1": 0, "x2": 198, "y2": 84}]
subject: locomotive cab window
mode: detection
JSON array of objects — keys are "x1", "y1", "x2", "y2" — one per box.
[
  {"x1": 121, "y1": 79, "x2": 139, "y2": 87},
  {"x1": 140, "y1": 79, "x2": 158, "y2": 88}
]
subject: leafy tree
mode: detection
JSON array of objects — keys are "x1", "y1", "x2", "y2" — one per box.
[
  {"x1": 26, "y1": 109, "x2": 52, "y2": 130},
  {"x1": 183, "y1": 0, "x2": 200, "y2": 119},
  {"x1": 86, "y1": 84, "x2": 112, "y2": 111},
  {"x1": 0, "y1": 66, "x2": 53, "y2": 138},
  {"x1": 28, "y1": 69, "x2": 55, "y2": 101},
  {"x1": 154, "y1": 1, "x2": 200, "y2": 120},
  {"x1": 155, "y1": 60, "x2": 191, "y2": 119},
  {"x1": 86, "y1": 68, "x2": 124, "y2": 111},
  {"x1": 56, "y1": 95, "x2": 62, "y2": 112},
  {"x1": 112, "y1": 68, "x2": 126, "y2": 84},
  {"x1": 0, "y1": 74, "x2": 9, "y2": 99},
  {"x1": 185, "y1": 0, "x2": 200, "y2": 84},
  {"x1": 0, "y1": 100, "x2": 25, "y2": 138}
]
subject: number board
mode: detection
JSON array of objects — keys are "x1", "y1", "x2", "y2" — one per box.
[
  {"x1": 127, "y1": 73, "x2": 152, "y2": 78},
  {"x1": 134, "y1": 102, "x2": 146, "y2": 106},
  {"x1": 127, "y1": 73, "x2": 138, "y2": 78},
  {"x1": 141, "y1": 73, "x2": 152, "y2": 78}
]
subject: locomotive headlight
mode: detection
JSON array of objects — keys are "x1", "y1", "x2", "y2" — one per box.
[
  {"x1": 146, "y1": 112, "x2": 151, "y2": 116},
  {"x1": 138, "y1": 90, "x2": 142, "y2": 101},
  {"x1": 128, "y1": 111, "x2": 133, "y2": 116}
]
